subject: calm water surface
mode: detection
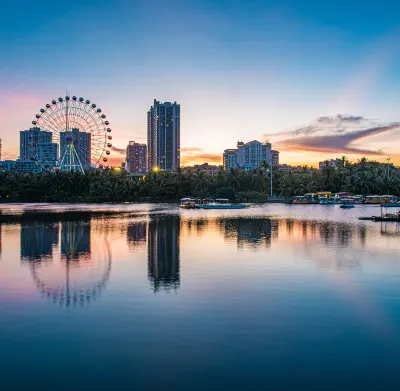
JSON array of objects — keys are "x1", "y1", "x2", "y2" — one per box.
[{"x1": 1, "y1": 203, "x2": 400, "y2": 390}]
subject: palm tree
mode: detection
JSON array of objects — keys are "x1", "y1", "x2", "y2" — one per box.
[
  {"x1": 227, "y1": 168, "x2": 242, "y2": 191},
  {"x1": 192, "y1": 169, "x2": 208, "y2": 191}
]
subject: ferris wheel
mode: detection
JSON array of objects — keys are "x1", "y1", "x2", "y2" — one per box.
[{"x1": 31, "y1": 96, "x2": 112, "y2": 173}]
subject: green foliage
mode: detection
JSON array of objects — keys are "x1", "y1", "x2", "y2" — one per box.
[
  {"x1": 237, "y1": 191, "x2": 267, "y2": 202},
  {"x1": 0, "y1": 158, "x2": 398, "y2": 203}
]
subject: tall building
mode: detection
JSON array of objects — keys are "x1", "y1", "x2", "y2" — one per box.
[
  {"x1": 0, "y1": 138, "x2": 2, "y2": 161},
  {"x1": 60, "y1": 128, "x2": 91, "y2": 170},
  {"x1": 126, "y1": 141, "x2": 147, "y2": 175},
  {"x1": 147, "y1": 99, "x2": 180, "y2": 171},
  {"x1": 272, "y1": 150, "x2": 280, "y2": 166},
  {"x1": 223, "y1": 140, "x2": 275, "y2": 171},
  {"x1": 20, "y1": 127, "x2": 58, "y2": 169},
  {"x1": 223, "y1": 149, "x2": 237, "y2": 170}
]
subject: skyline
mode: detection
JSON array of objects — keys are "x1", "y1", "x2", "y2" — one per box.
[{"x1": 2, "y1": 0, "x2": 400, "y2": 167}]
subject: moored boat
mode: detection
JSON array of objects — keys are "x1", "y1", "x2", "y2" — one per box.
[
  {"x1": 199, "y1": 198, "x2": 248, "y2": 209},
  {"x1": 340, "y1": 203, "x2": 355, "y2": 209},
  {"x1": 179, "y1": 198, "x2": 201, "y2": 209},
  {"x1": 359, "y1": 203, "x2": 400, "y2": 221},
  {"x1": 292, "y1": 196, "x2": 307, "y2": 204}
]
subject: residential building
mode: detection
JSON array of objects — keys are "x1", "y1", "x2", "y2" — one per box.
[
  {"x1": 277, "y1": 164, "x2": 302, "y2": 171},
  {"x1": 182, "y1": 163, "x2": 222, "y2": 176},
  {"x1": 0, "y1": 160, "x2": 17, "y2": 171},
  {"x1": 223, "y1": 140, "x2": 276, "y2": 171},
  {"x1": 20, "y1": 127, "x2": 58, "y2": 169},
  {"x1": 147, "y1": 99, "x2": 180, "y2": 171},
  {"x1": 272, "y1": 150, "x2": 280, "y2": 166},
  {"x1": 223, "y1": 149, "x2": 238, "y2": 170},
  {"x1": 126, "y1": 141, "x2": 147, "y2": 175},
  {"x1": 15, "y1": 159, "x2": 39, "y2": 173},
  {"x1": 60, "y1": 128, "x2": 91, "y2": 170},
  {"x1": 319, "y1": 158, "x2": 343, "y2": 169}
]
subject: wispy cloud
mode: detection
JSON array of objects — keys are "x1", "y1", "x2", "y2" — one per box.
[
  {"x1": 266, "y1": 115, "x2": 400, "y2": 156},
  {"x1": 110, "y1": 145, "x2": 126, "y2": 155}
]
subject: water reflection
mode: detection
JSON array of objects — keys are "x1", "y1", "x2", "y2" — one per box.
[
  {"x1": 20, "y1": 222, "x2": 59, "y2": 261},
  {"x1": 127, "y1": 221, "x2": 147, "y2": 250},
  {"x1": 216, "y1": 218, "x2": 372, "y2": 250},
  {"x1": 20, "y1": 217, "x2": 112, "y2": 307},
  {"x1": 218, "y1": 218, "x2": 277, "y2": 249},
  {"x1": 148, "y1": 216, "x2": 180, "y2": 293}
]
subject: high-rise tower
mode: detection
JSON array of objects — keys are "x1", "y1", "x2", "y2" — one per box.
[{"x1": 147, "y1": 99, "x2": 180, "y2": 171}]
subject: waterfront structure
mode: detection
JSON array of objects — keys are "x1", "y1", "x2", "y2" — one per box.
[
  {"x1": 20, "y1": 127, "x2": 58, "y2": 170},
  {"x1": 147, "y1": 99, "x2": 180, "y2": 171},
  {"x1": 126, "y1": 141, "x2": 147, "y2": 175},
  {"x1": 319, "y1": 158, "x2": 343, "y2": 169},
  {"x1": 182, "y1": 163, "x2": 222, "y2": 176},
  {"x1": 60, "y1": 128, "x2": 91, "y2": 171},
  {"x1": 223, "y1": 140, "x2": 275, "y2": 171}
]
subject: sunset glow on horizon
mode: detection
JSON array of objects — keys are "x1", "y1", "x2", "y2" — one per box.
[{"x1": 2, "y1": 1, "x2": 400, "y2": 168}]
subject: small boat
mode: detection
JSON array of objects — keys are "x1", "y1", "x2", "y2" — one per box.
[
  {"x1": 199, "y1": 198, "x2": 248, "y2": 209},
  {"x1": 319, "y1": 196, "x2": 335, "y2": 205},
  {"x1": 179, "y1": 197, "x2": 201, "y2": 209},
  {"x1": 340, "y1": 203, "x2": 355, "y2": 209},
  {"x1": 292, "y1": 196, "x2": 307, "y2": 204}
]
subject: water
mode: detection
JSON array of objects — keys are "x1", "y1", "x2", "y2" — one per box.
[{"x1": 1, "y1": 203, "x2": 400, "y2": 390}]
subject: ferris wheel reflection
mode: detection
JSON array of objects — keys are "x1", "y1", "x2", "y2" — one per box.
[{"x1": 20, "y1": 217, "x2": 112, "y2": 307}]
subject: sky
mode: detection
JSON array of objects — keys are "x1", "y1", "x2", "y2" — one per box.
[{"x1": 1, "y1": 0, "x2": 400, "y2": 167}]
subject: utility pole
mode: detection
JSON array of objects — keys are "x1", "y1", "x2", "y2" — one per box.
[{"x1": 270, "y1": 159, "x2": 273, "y2": 197}]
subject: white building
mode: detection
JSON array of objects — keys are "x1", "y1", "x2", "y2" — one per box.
[{"x1": 223, "y1": 140, "x2": 275, "y2": 171}]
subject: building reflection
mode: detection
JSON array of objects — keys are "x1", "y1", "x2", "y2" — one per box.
[
  {"x1": 147, "y1": 216, "x2": 180, "y2": 293},
  {"x1": 20, "y1": 215, "x2": 112, "y2": 307},
  {"x1": 218, "y1": 218, "x2": 277, "y2": 249},
  {"x1": 20, "y1": 222, "x2": 59, "y2": 261},
  {"x1": 127, "y1": 221, "x2": 147, "y2": 249}
]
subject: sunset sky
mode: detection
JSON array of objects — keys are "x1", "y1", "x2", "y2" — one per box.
[{"x1": 2, "y1": 0, "x2": 400, "y2": 167}]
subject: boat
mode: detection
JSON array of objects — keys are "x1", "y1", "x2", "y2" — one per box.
[
  {"x1": 319, "y1": 196, "x2": 335, "y2": 205},
  {"x1": 359, "y1": 203, "x2": 400, "y2": 221},
  {"x1": 199, "y1": 198, "x2": 248, "y2": 209},
  {"x1": 179, "y1": 197, "x2": 201, "y2": 209},
  {"x1": 364, "y1": 195, "x2": 398, "y2": 204},
  {"x1": 292, "y1": 196, "x2": 308, "y2": 204},
  {"x1": 340, "y1": 203, "x2": 355, "y2": 209}
]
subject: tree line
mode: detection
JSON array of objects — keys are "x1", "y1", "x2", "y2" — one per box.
[{"x1": 0, "y1": 157, "x2": 398, "y2": 203}]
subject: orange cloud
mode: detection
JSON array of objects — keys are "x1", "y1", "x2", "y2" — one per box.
[{"x1": 181, "y1": 147, "x2": 222, "y2": 166}]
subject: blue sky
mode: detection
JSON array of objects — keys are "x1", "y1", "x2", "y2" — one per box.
[{"x1": 1, "y1": 0, "x2": 400, "y2": 165}]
